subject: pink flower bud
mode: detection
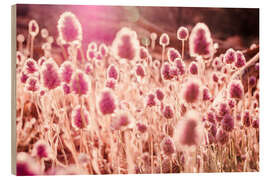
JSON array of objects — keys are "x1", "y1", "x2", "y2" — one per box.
[
  {"x1": 32, "y1": 140, "x2": 52, "y2": 159},
  {"x1": 111, "y1": 27, "x2": 140, "y2": 61},
  {"x1": 107, "y1": 64, "x2": 119, "y2": 80},
  {"x1": 159, "y1": 33, "x2": 170, "y2": 46},
  {"x1": 146, "y1": 93, "x2": 156, "y2": 107},
  {"x1": 189, "y1": 61, "x2": 198, "y2": 75},
  {"x1": 71, "y1": 105, "x2": 90, "y2": 130},
  {"x1": 177, "y1": 26, "x2": 189, "y2": 41},
  {"x1": 41, "y1": 60, "x2": 61, "y2": 90},
  {"x1": 156, "y1": 88, "x2": 165, "y2": 101},
  {"x1": 221, "y1": 114, "x2": 234, "y2": 132},
  {"x1": 28, "y1": 20, "x2": 39, "y2": 37},
  {"x1": 59, "y1": 61, "x2": 74, "y2": 84},
  {"x1": 167, "y1": 48, "x2": 180, "y2": 63},
  {"x1": 57, "y1": 12, "x2": 82, "y2": 44},
  {"x1": 25, "y1": 77, "x2": 39, "y2": 92},
  {"x1": 202, "y1": 87, "x2": 211, "y2": 101},
  {"x1": 182, "y1": 79, "x2": 201, "y2": 104},
  {"x1": 161, "y1": 136, "x2": 176, "y2": 156},
  {"x1": 139, "y1": 46, "x2": 149, "y2": 60},
  {"x1": 229, "y1": 80, "x2": 244, "y2": 99},
  {"x1": 161, "y1": 62, "x2": 173, "y2": 80},
  {"x1": 23, "y1": 58, "x2": 38, "y2": 75},
  {"x1": 98, "y1": 90, "x2": 117, "y2": 115},
  {"x1": 20, "y1": 72, "x2": 29, "y2": 84},
  {"x1": 106, "y1": 78, "x2": 116, "y2": 89},
  {"x1": 163, "y1": 105, "x2": 174, "y2": 119},
  {"x1": 249, "y1": 76, "x2": 257, "y2": 87},
  {"x1": 175, "y1": 58, "x2": 186, "y2": 75},
  {"x1": 136, "y1": 122, "x2": 147, "y2": 133},
  {"x1": 189, "y1": 22, "x2": 214, "y2": 59},
  {"x1": 135, "y1": 64, "x2": 145, "y2": 78},
  {"x1": 71, "y1": 70, "x2": 89, "y2": 95},
  {"x1": 62, "y1": 83, "x2": 71, "y2": 94},
  {"x1": 224, "y1": 48, "x2": 236, "y2": 64},
  {"x1": 234, "y1": 51, "x2": 246, "y2": 68}
]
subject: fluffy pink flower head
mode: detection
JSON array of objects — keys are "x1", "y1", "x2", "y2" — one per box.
[
  {"x1": 167, "y1": 48, "x2": 181, "y2": 63},
  {"x1": 189, "y1": 22, "x2": 214, "y2": 59},
  {"x1": 111, "y1": 27, "x2": 140, "y2": 62},
  {"x1": 177, "y1": 26, "x2": 189, "y2": 41},
  {"x1": 175, "y1": 58, "x2": 186, "y2": 75},
  {"x1": 106, "y1": 78, "x2": 116, "y2": 90},
  {"x1": 71, "y1": 105, "x2": 90, "y2": 130},
  {"x1": 156, "y1": 88, "x2": 165, "y2": 101},
  {"x1": 212, "y1": 72, "x2": 219, "y2": 83},
  {"x1": 229, "y1": 80, "x2": 244, "y2": 99},
  {"x1": 252, "y1": 119, "x2": 259, "y2": 129},
  {"x1": 224, "y1": 48, "x2": 236, "y2": 64},
  {"x1": 161, "y1": 62, "x2": 173, "y2": 80},
  {"x1": 174, "y1": 110, "x2": 204, "y2": 148},
  {"x1": 85, "y1": 62, "x2": 93, "y2": 75},
  {"x1": 20, "y1": 72, "x2": 29, "y2": 84},
  {"x1": 86, "y1": 49, "x2": 96, "y2": 61},
  {"x1": 202, "y1": 87, "x2": 211, "y2": 101},
  {"x1": 41, "y1": 60, "x2": 61, "y2": 90},
  {"x1": 28, "y1": 20, "x2": 39, "y2": 37},
  {"x1": 62, "y1": 83, "x2": 71, "y2": 94},
  {"x1": 206, "y1": 111, "x2": 216, "y2": 124},
  {"x1": 23, "y1": 58, "x2": 38, "y2": 75},
  {"x1": 140, "y1": 46, "x2": 149, "y2": 60},
  {"x1": 98, "y1": 89, "x2": 117, "y2": 115},
  {"x1": 107, "y1": 64, "x2": 119, "y2": 80},
  {"x1": 99, "y1": 43, "x2": 108, "y2": 57},
  {"x1": 182, "y1": 79, "x2": 201, "y2": 104},
  {"x1": 159, "y1": 33, "x2": 170, "y2": 46},
  {"x1": 218, "y1": 102, "x2": 229, "y2": 116},
  {"x1": 25, "y1": 77, "x2": 39, "y2": 92},
  {"x1": 111, "y1": 111, "x2": 134, "y2": 131},
  {"x1": 221, "y1": 114, "x2": 234, "y2": 132},
  {"x1": 216, "y1": 128, "x2": 228, "y2": 145},
  {"x1": 136, "y1": 122, "x2": 147, "y2": 133},
  {"x1": 249, "y1": 76, "x2": 257, "y2": 87},
  {"x1": 59, "y1": 61, "x2": 74, "y2": 84},
  {"x1": 161, "y1": 136, "x2": 176, "y2": 156},
  {"x1": 234, "y1": 51, "x2": 246, "y2": 68},
  {"x1": 146, "y1": 93, "x2": 156, "y2": 107},
  {"x1": 189, "y1": 61, "x2": 198, "y2": 75},
  {"x1": 135, "y1": 64, "x2": 146, "y2": 78},
  {"x1": 243, "y1": 110, "x2": 251, "y2": 127},
  {"x1": 17, "y1": 152, "x2": 41, "y2": 176},
  {"x1": 71, "y1": 70, "x2": 89, "y2": 95},
  {"x1": 57, "y1": 12, "x2": 82, "y2": 44},
  {"x1": 163, "y1": 105, "x2": 174, "y2": 119},
  {"x1": 32, "y1": 140, "x2": 52, "y2": 160}
]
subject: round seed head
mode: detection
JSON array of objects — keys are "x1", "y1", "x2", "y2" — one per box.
[
  {"x1": 177, "y1": 26, "x2": 189, "y2": 40},
  {"x1": 182, "y1": 79, "x2": 201, "y2": 104},
  {"x1": 17, "y1": 34, "x2": 25, "y2": 42},
  {"x1": 107, "y1": 64, "x2": 119, "y2": 80},
  {"x1": 163, "y1": 105, "x2": 174, "y2": 119},
  {"x1": 41, "y1": 60, "x2": 61, "y2": 90},
  {"x1": 146, "y1": 93, "x2": 156, "y2": 107},
  {"x1": 71, "y1": 105, "x2": 90, "y2": 130},
  {"x1": 41, "y1": 28, "x2": 49, "y2": 39},
  {"x1": 135, "y1": 64, "x2": 146, "y2": 78},
  {"x1": 150, "y1": 32, "x2": 157, "y2": 40},
  {"x1": 99, "y1": 43, "x2": 108, "y2": 57},
  {"x1": 159, "y1": 33, "x2": 170, "y2": 46},
  {"x1": 98, "y1": 89, "x2": 117, "y2": 115},
  {"x1": 167, "y1": 48, "x2": 181, "y2": 63},
  {"x1": 161, "y1": 62, "x2": 173, "y2": 80},
  {"x1": 234, "y1": 51, "x2": 246, "y2": 68},
  {"x1": 28, "y1": 20, "x2": 39, "y2": 37},
  {"x1": 59, "y1": 61, "x2": 74, "y2": 84},
  {"x1": 23, "y1": 58, "x2": 38, "y2": 75},
  {"x1": 139, "y1": 46, "x2": 149, "y2": 60},
  {"x1": 32, "y1": 140, "x2": 52, "y2": 160},
  {"x1": 224, "y1": 48, "x2": 236, "y2": 64},
  {"x1": 189, "y1": 61, "x2": 198, "y2": 75}
]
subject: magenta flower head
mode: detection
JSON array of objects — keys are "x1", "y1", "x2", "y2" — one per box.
[
  {"x1": 216, "y1": 128, "x2": 228, "y2": 145},
  {"x1": 212, "y1": 72, "x2": 219, "y2": 83},
  {"x1": 59, "y1": 61, "x2": 74, "y2": 84},
  {"x1": 177, "y1": 26, "x2": 189, "y2": 41},
  {"x1": 136, "y1": 122, "x2": 147, "y2": 133},
  {"x1": 202, "y1": 87, "x2": 211, "y2": 101},
  {"x1": 174, "y1": 58, "x2": 186, "y2": 75},
  {"x1": 174, "y1": 110, "x2": 204, "y2": 148},
  {"x1": 161, "y1": 62, "x2": 173, "y2": 80},
  {"x1": 159, "y1": 33, "x2": 170, "y2": 47},
  {"x1": 85, "y1": 62, "x2": 93, "y2": 75},
  {"x1": 17, "y1": 152, "x2": 41, "y2": 176},
  {"x1": 98, "y1": 89, "x2": 117, "y2": 115},
  {"x1": 71, "y1": 70, "x2": 90, "y2": 96},
  {"x1": 228, "y1": 80, "x2": 244, "y2": 99},
  {"x1": 206, "y1": 111, "x2": 215, "y2": 124},
  {"x1": 249, "y1": 76, "x2": 257, "y2": 87},
  {"x1": 32, "y1": 140, "x2": 52, "y2": 160},
  {"x1": 111, "y1": 111, "x2": 134, "y2": 131},
  {"x1": 71, "y1": 105, "x2": 90, "y2": 130},
  {"x1": 163, "y1": 105, "x2": 174, "y2": 119},
  {"x1": 23, "y1": 58, "x2": 38, "y2": 75},
  {"x1": 25, "y1": 77, "x2": 39, "y2": 92},
  {"x1": 140, "y1": 46, "x2": 149, "y2": 60},
  {"x1": 99, "y1": 43, "x2": 108, "y2": 57},
  {"x1": 189, "y1": 22, "x2": 214, "y2": 59},
  {"x1": 221, "y1": 114, "x2": 234, "y2": 132},
  {"x1": 86, "y1": 50, "x2": 96, "y2": 61},
  {"x1": 62, "y1": 83, "x2": 71, "y2": 94},
  {"x1": 243, "y1": 110, "x2": 251, "y2": 127},
  {"x1": 111, "y1": 27, "x2": 140, "y2": 62},
  {"x1": 182, "y1": 79, "x2": 201, "y2": 104},
  {"x1": 28, "y1": 20, "x2": 39, "y2": 37},
  {"x1": 135, "y1": 64, "x2": 146, "y2": 79},
  {"x1": 156, "y1": 88, "x2": 165, "y2": 101},
  {"x1": 41, "y1": 60, "x2": 61, "y2": 90},
  {"x1": 252, "y1": 119, "x2": 259, "y2": 129},
  {"x1": 167, "y1": 48, "x2": 181, "y2": 63},
  {"x1": 106, "y1": 78, "x2": 117, "y2": 90},
  {"x1": 20, "y1": 72, "x2": 29, "y2": 84},
  {"x1": 146, "y1": 93, "x2": 156, "y2": 107},
  {"x1": 189, "y1": 61, "x2": 198, "y2": 75},
  {"x1": 224, "y1": 48, "x2": 236, "y2": 64},
  {"x1": 107, "y1": 64, "x2": 119, "y2": 80},
  {"x1": 218, "y1": 102, "x2": 229, "y2": 116},
  {"x1": 234, "y1": 51, "x2": 246, "y2": 68},
  {"x1": 161, "y1": 136, "x2": 176, "y2": 156},
  {"x1": 228, "y1": 98, "x2": 236, "y2": 109},
  {"x1": 57, "y1": 12, "x2": 82, "y2": 44}
]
